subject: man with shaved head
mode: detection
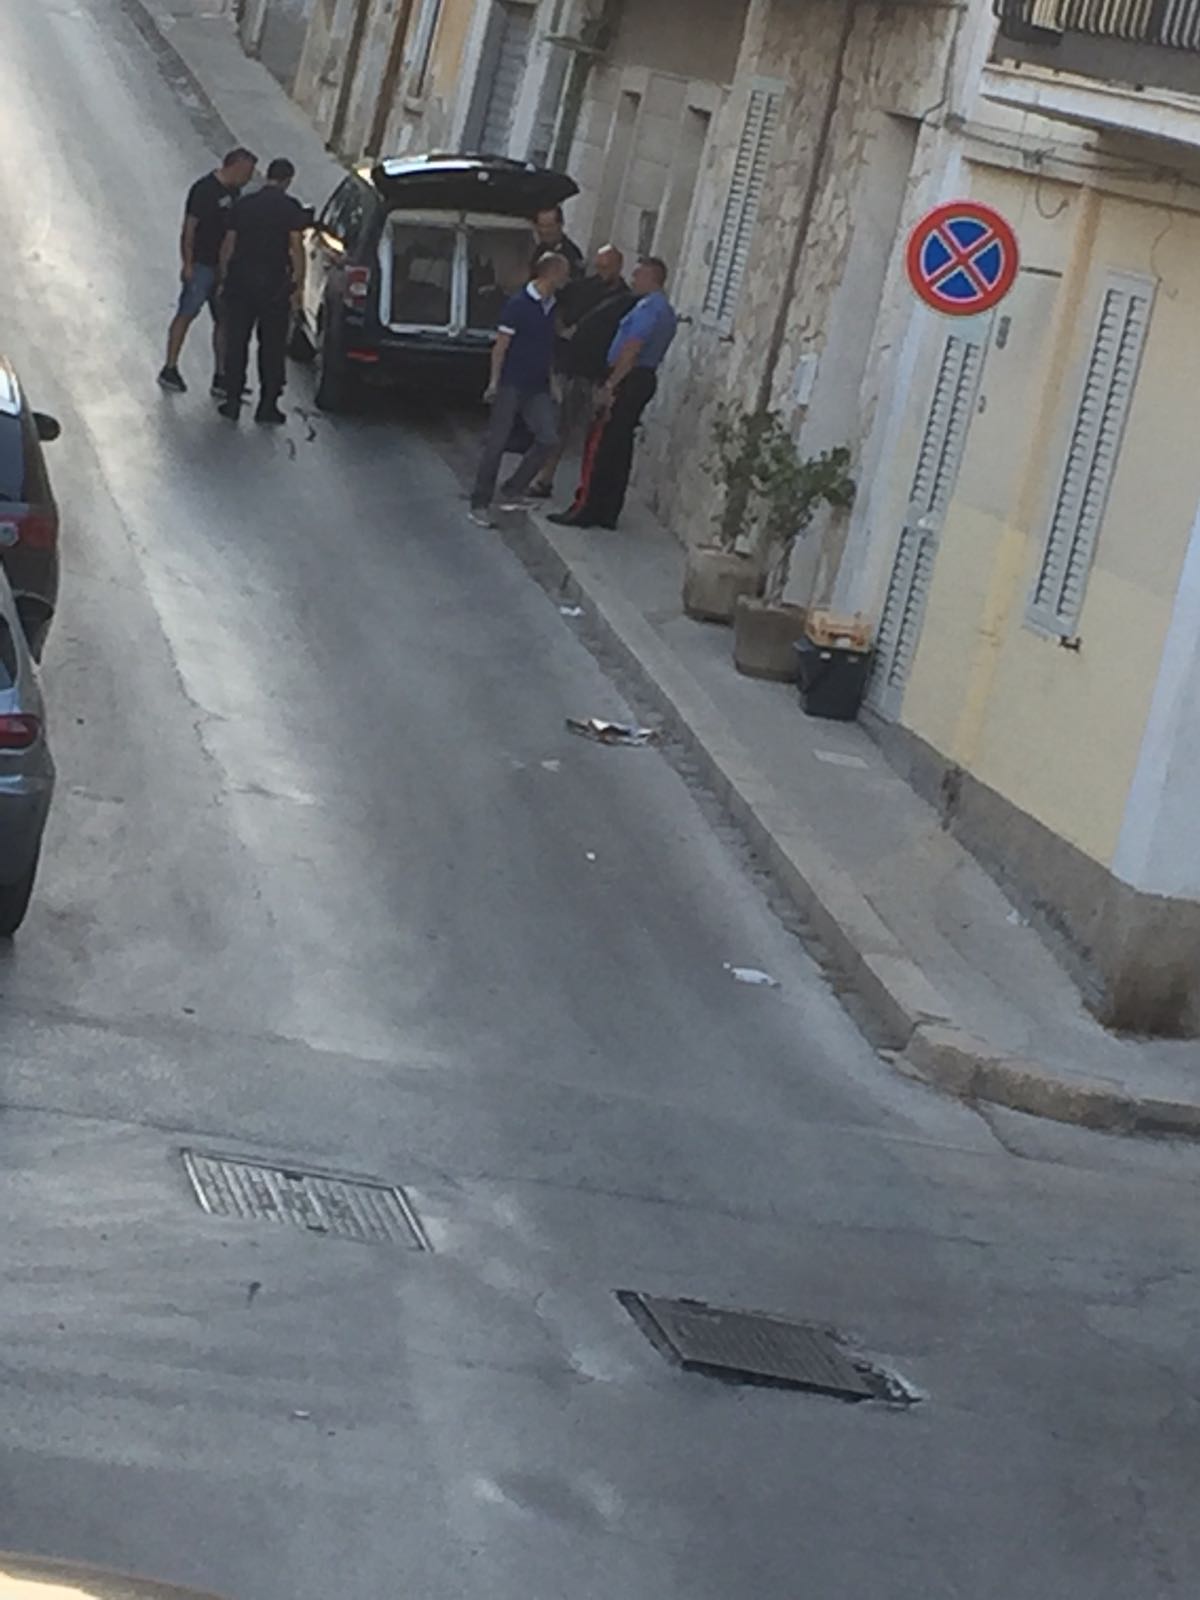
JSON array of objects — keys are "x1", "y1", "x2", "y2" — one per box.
[{"x1": 528, "y1": 244, "x2": 634, "y2": 500}]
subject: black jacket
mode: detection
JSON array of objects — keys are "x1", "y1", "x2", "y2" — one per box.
[{"x1": 561, "y1": 277, "x2": 637, "y2": 380}]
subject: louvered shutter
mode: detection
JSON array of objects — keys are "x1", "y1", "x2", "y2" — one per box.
[
  {"x1": 479, "y1": 3, "x2": 534, "y2": 156},
  {"x1": 868, "y1": 331, "x2": 988, "y2": 716},
  {"x1": 703, "y1": 83, "x2": 782, "y2": 328},
  {"x1": 1029, "y1": 272, "x2": 1153, "y2": 635}
]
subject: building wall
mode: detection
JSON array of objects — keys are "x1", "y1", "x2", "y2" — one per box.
[
  {"x1": 293, "y1": 0, "x2": 478, "y2": 158},
  {"x1": 625, "y1": 0, "x2": 963, "y2": 547},
  {"x1": 894, "y1": 159, "x2": 1200, "y2": 875}
]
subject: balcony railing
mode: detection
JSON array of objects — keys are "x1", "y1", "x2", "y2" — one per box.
[{"x1": 995, "y1": 0, "x2": 1200, "y2": 50}]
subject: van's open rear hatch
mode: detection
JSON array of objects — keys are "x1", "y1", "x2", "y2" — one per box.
[{"x1": 370, "y1": 155, "x2": 577, "y2": 218}]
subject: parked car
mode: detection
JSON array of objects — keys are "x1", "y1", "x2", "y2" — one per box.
[
  {"x1": 0, "y1": 562, "x2": 53, "y2": 935},
  {"x1": 0, "y1": 1553, "x2": 227, "y2": 1600},
  {"x1": 296, "y1": 154, "x2": 578, "y2": 410},
  {"x1": 0, "y1": 356, "x2": 61, "y2": 658}
]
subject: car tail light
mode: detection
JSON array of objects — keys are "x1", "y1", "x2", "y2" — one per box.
[
  {"x1": 344, "y1": 266, "x2": 371, "y2": 307},
  {"x1": 0, "y1": 714, "x2": 40, "y2": 750},
  {"x1": 10, "y1": 511, "x2": 57, "y2": 550}
]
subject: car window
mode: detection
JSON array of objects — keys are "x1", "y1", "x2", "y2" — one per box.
[
  {"x1": 388, "y1": 222, "x2": 455, "y2": 327},
  {"x1": 321, "y1": 179, "x2": 371, "y2": 246},
  {"x1": 318, "y1": 180, "x2": 354, "y2": 241},
  {"x1": 467, "y1": 227, "x2": 532, "y2": 332},
  {"x1": 340, "y1": 183, "x2": 370, "y2": 249},
  {"x1": 0, "y1": 617, "x2": 18, "y2": 688},
  {"x1": 0, "y1": 412, "x2": 47, "y2": 505}
]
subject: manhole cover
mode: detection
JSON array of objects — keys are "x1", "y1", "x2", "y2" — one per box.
[
  {"x1": 181, "y1": 1150, "x2": 429, "y2": 1248},
  {"x1": 619, "y1": 1293, "x2": 875, "y2": 1399}
]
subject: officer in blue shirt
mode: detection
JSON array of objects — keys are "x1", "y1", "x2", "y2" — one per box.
[
  {"x1": 470, "y1": 251, "x2": 572, "y2": 527},
  {"x1": 550, "y1": 256, "x2": 678, "y2": 530}
]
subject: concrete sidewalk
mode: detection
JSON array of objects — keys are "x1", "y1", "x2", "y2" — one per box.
[
  {"x1": 125, "y1": 0, "x2": 1200, "y2": 1137},
  {"x1": 501, "y1": 500, "x2": 1200, "y2": 1136}
]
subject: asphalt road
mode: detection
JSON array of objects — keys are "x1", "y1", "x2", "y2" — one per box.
[{"x1": 0, "y1": 2, "x2": 1198, "y2": 1596}]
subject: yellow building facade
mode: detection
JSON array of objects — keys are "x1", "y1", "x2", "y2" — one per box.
[{"x1": 861, "y1": 108, "x2": 1200, "y2": 1032}]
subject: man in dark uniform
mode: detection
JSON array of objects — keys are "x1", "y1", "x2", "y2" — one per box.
[
  {"x1": 550, "y1": 256, "x2": 678, "y2": 530},
  {"x1": 530, "y1": 244, "x2": 633, "y2": 499},
  {"x1": 529, "y1": 206, "x2": 583, "y2": 280},
  {"x1": 217, "y1": 158, "x2": 310, "y2": 424}
]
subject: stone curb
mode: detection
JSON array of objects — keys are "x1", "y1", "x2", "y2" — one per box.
[{"x1": 500, "y1": 514, "x2": 1200, "y2": 1141}]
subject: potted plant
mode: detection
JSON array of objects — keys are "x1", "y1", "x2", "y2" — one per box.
[
  {"x1": 733, "y1": 441, "x2": 856, "y2": 680},
  {"x1": 682, "y1": 403, "x2": 774, "y2": 624}
]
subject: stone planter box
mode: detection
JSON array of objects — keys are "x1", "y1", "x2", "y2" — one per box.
[
  {"x1": 682, "y1": 546, "x2": 762, "y2": 624},
  {"x1": 733, "y1": 597, "x2": 808, "y2": 681}
]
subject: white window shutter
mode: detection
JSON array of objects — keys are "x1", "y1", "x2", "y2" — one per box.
[
  {"x1": 703, "y1": 84, "x2": 782, "y2": 327},
  {"x1": 908, "y1": 336, "x2": 984, "y2": 521},
  {"x1": 1029, "y1": 272, "x2": 1154, "y2": 635},
  {"x1": 869, "y1": 331, "x2": 987, "y2": 716}
]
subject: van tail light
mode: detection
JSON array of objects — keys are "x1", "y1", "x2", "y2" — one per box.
[
  {"x1": 344, "y1": 266, "x2": 372, "y2": 307},
  {"x1": 12, "y1": 511, "x2": 57, "y2": 550},
  {"x1": 0, "y1": 714, "x2": 41, "y2": 750}
]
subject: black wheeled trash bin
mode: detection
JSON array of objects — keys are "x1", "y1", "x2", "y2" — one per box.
[{"x1": 794, "y1": 637, "x2": 873, "y2": 722}]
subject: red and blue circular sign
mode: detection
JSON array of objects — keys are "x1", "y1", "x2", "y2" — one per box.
[{"x1": 906, "y1": 200, "x2": 1019, "y2": 318}]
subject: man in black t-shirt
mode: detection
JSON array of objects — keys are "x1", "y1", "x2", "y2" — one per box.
[
  {"x1": 217, "y1": 157, "x2": 311, "y2": 425},
  {"x1": 158, "y1": 146, "x2": 257, "y2": 396},
  {"x1": 530, "y1": 245, "x2": 634, "y2": 498}
]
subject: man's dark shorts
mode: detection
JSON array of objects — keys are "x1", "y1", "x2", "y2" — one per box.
[{"x1": 176, "y1": 263, "x2": 219, "y2": 320}]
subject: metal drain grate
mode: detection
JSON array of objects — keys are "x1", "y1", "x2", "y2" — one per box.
[
  {"x1": 619, "y1": 1293, "x2": 875, "y2": 1400},
  {"x1": 182, "y1": 1150, "x2": 429, "y2": 1248}
]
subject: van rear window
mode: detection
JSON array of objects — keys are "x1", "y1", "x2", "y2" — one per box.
[
  {"x1": 468, "y1": 227, "x2": 532, "y2": 331},
  {"x1": 390, "y1": 223, "x2": 455, "y2": 327}
]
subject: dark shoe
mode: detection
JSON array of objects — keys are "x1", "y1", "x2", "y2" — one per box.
[
  {"x1": 529, "y1": 483, "x2": 553, "y2": 501},
  {"x1": 255, "y1": 402, "x2": 287, "y2": 426},
  {"x1": 158, "y1": 365, "x2": 186, "y2": 393},
  {"x1": 547, "y1": 509, "x2": 593, "y2": 528},
  {"x1": 217, "y1": 400, "x2": 241, "y2": 422}
]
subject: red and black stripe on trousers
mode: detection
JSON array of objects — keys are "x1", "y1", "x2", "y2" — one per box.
[{"x1": 568, "y1": 367, "x2": 658, "y2": 528}]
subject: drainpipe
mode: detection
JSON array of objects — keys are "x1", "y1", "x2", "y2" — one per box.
[{"x1": 754, "y1": 0, "x2": 859, "y2": 415}]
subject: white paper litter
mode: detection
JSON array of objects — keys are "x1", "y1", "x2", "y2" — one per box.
[{"x1": 724, "y1": 964, "x2": 780, "y2": 988}]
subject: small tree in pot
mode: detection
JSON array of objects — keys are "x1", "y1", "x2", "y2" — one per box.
[
  {"x1": 682, "y1": 403, "x2": 776, "y2": 624},
  {"x1": 733, "y1": 440, "x2": 856, "y2": 681}
]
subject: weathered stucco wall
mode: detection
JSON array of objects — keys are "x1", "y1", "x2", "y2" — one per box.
[
  {"x1": 630, "y1": 0, "x2": 960, "y2": 552},
  {"x1": 608, "y1": 0, "x2": 749, "y2": 84}
]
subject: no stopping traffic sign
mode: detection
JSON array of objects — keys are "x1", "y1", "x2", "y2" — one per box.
[{"x1": 906, "y1": 200, "x2": 1019, "y2": 317}]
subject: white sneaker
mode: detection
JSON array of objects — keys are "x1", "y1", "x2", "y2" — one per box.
[
  {"x1": 499, "y1": 498, "x2": 534, "y2": 513},
  {"x1": 468, "y1": 506, "x2": 495, "y2": 528}
]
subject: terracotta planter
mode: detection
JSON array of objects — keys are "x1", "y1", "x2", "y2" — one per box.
[
  {"x1": 733, "y1": 597, "x2": 809, "y2": 681},
  {"x1": 682, "y1": 545, "x2": 763, "y2": 624}
]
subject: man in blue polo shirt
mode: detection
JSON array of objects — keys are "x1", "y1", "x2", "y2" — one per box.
[
  {"x1": 470, "y1": 251, "x2": 571, "y2": 528},
  {"x1": 550, "y1": 256, "x2": 678, "y2": 531}
]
